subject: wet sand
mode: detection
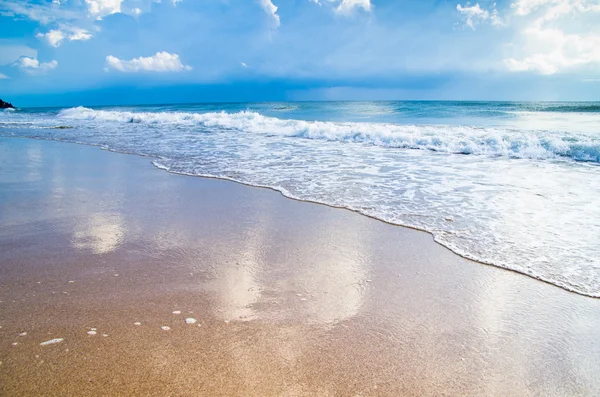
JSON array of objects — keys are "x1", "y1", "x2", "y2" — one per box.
[{"x1": 0, "y1": 137, "x2": 599, "y2": 396}]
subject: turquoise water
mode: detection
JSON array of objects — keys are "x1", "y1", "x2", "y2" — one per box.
[{"x1": 1, "y1": 101, "x2": 599, "y2": 296}]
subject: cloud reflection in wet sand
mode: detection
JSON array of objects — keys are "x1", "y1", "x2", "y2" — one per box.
[{"x1": 72, "y1": 213, "x2": 125, "y2": 254}]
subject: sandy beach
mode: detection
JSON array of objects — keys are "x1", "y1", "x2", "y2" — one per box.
[{"x1": 1, "y1": 136, "x2": 599, "y2": 396}]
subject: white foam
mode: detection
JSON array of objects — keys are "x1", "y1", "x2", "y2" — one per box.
[{"x1": 57, "y1": 107, "x2": 600, "y2": 162}]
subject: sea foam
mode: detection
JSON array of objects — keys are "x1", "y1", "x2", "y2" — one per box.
[{"x1": 58, "y1": 107, "x2": 600, "y2": 162}]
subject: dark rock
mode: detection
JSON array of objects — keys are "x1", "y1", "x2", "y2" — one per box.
[{"x1": 0, "y1": 99, "x2": 15, "y2": 109}]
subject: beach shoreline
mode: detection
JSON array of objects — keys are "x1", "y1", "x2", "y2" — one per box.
[{"x1": 1, "y1": 137, "x2": 599, "y2": 396}]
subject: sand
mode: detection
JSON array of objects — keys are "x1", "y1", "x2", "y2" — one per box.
[{"x1": 0, "y1": 137, "x2": 599, "y2": 396}]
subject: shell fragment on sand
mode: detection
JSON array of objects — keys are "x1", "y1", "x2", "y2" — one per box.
[
  {"x1": 185, "y1": 318, "x2": 197, "y2": 324},
  {"x1": 40, "y1": 338, "x2": 64, "y2": 346}
]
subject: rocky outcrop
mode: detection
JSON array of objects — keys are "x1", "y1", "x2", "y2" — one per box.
[{"x1": 0, "y1": 99, "x2": 15, "y2": 109}]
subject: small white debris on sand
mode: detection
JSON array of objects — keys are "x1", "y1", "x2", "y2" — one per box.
[
  {"x1": 296, "y1": 294, "x2": 302, "y2": 297},
  {"x1": 102, "y1": 334, "x2": 109, "y2": 337},
  {"x1": 19, "y1": 332, "x2": 27, "y2": 337},
  {"x1": 12, "y1": 342, "x2": 18, "y2": 346},
  {"x1": 172, "y1": 311, "x2": 181, "y2": 315},
  {"x1": 68, "y1": 280, "x2": 75, "y2": 283},
  {"x1": 161, "y1": 326, "x2": 171, "y2": 331},
  {"x1": 185, "y1": 318, "x2": 197, "y2": 324},
  {"x1": 300, "y1": 298, "x2": 307, "y2": 301},
  {"x1": 40, "y1": 338, "x2": 64, "y2": 346},
  {"x1": 91, "y1": 328, "x2": 97, "y2": 331},
  {"x1": 87, "y1": 331, "x2": 97, "y2": 336},
  {"x1": 114, "y1": 274, "x2": 119, "y2": 277},
  {"x1": 134, "y1": 322, "x2": 141, "y2": 326}
]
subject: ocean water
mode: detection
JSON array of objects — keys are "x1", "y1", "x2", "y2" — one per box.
[{"x1": 1, "y1": 101, "x2": 599, "y2": 297}]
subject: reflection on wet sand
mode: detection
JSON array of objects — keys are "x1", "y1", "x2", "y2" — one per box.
[
  {"x1": 72, "y1": 212, "x2": 125, "y2": 254},
  {"x1": 2, "y1": 138, "x2": 600, "y2": 396}
]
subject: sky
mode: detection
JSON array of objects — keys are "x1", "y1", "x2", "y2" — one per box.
[{"x1": 0, "y1": 0, "x2": 599, "y2": 106}]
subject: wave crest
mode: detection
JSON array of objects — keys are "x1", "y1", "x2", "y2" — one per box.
[{"x1": 58, "y1": 107, "x2": 600, "y2": 163}]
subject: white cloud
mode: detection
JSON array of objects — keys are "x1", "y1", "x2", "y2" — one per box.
[
  {"x1": 15, "y1": 56, "x2": 58, "y2": 74},
  {"x1": 457, "y1": 3, "x2": 488, "y2": 29},
  {"x1": 505, "y1": 0, "x2": 600, "y2": 74},
  {"x1": 85, "y1": 0, "x2": 123, "y2": 19},
  {"x1": 0, "y1": 0, "x2": 80, "y2": 24},
  {"x1": 0, "y1": 73, "x2": 8, "y2": 79},
  {"x1": 505, "y1": 28, "x2": 600, "y2": 75},
  {"x1": 37, "y1": 29, "x2": 65, "y2": 47},
  {"x1": 456, "y1": 3, "x2": 502, "y2": 29},
  {"x1": 241, "y1": 62, "x2": 248, "y2": 67},
  {"x1": 336, "y1": 0, "x2": 371, "y2": 14},
  {"x1": 105, "y1": 52, "x2": 192, "y2": 72},
  {"x1": 36, "y1": 26, "x2": 92, "y2": 47},
  {"x1": 511, "y1": 0, "x2": 600, "y2": 20},
  {"x1": 508, "y1": 0, "x2": 600, "y2": 17},
  {"x1": 259, "y1": 0, "x2": 280, "y2": 27}
]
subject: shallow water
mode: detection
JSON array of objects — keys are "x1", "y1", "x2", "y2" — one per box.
[{"x1": 1, "y1": 101, "x2": 599, "y2": 296}]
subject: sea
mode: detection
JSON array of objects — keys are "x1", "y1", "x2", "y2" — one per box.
[{"x1": 1, "y1": 101, "x2": 599, "y2": 297}]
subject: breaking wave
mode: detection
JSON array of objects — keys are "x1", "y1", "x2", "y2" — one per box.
[{"x1": 58, "y1": 106, "x2": 600, "y2": 163}]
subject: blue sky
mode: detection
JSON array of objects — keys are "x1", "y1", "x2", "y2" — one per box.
[{"x1": 0, "y1": 0, "x2": 599, "y2": 106}]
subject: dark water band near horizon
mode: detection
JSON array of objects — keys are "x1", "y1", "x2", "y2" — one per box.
[{"x1": 1, "y1": 100, "x2": 599, "y2": 297}]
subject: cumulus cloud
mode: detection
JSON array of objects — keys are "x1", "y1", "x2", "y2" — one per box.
[
  {"x1": 456, "y1": 0, "x2": 600, "y2": 74},
  {"x1": 85, "y1": 0, "x2": 123, "y2": 19},
  {"x1": 336, "y1": 0, "x2": 371, "y2": 14},
  {"x1": 505, "y1": 0, "x2": 600, "y2": 74},
  {"x1": 0, "y1": 73, "x2": 8, "y2": 79},
  {"x1": 36, "y1": 26, "x2": 92, "y2": 47},
  {"x1": 259, "y1": 0, "x2": 280, "y2": 27},
  {"x1": 105, "y1": 52, "x2": 192, "y2": 72},
  {"x1": 15, "y1": 56, "x2": 58, "y2": 73},
  {"x1": 505, "y1": 28, "x2": 600, "y2": 75}
]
